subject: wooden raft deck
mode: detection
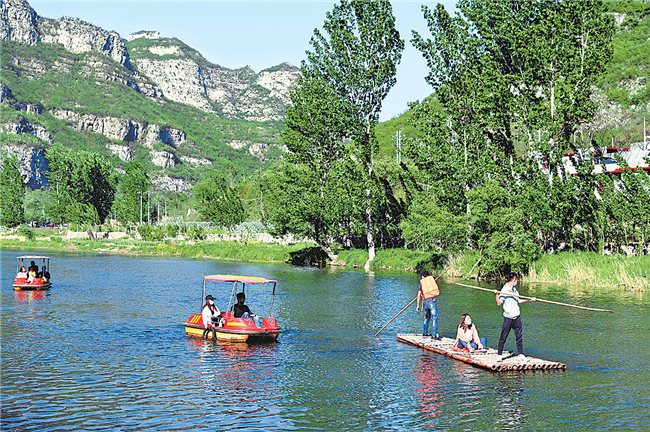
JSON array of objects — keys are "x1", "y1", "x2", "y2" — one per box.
[{"x1": 397, "y1": 333, "x2": 567, "y2": 372}]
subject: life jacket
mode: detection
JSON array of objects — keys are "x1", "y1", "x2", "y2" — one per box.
[{"x1": 420, "y1": 276, "x2": 440, "y2": 299}]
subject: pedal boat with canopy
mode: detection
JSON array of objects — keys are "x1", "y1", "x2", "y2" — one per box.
[
  {"x1": 14, "y1": 255, "x2": 52, "y2": 290},
  {"x1": 184, "y1": 275, "x2": 281, "y2": 343}
]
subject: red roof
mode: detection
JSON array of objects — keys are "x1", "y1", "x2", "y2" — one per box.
[{"x1": 203, "y1": 275, "x2": 277, "y2": 284}]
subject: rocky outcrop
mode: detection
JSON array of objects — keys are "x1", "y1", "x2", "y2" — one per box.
[
  {"x1": 1, "y1": 0, "x2": 40, "y2": 44},
  {"x1": 2, "y1": 0, "x2": 130, "y2": 68},
  {"x1": 128, "y1": 37, "x2": 300, "y2": 122},
  {"x1": 108, "y1": 144, "x2": 135, "y2": 162},
  {"x1": 0, "y1": 143, "x2": 49, "y2": 189},
  {"x1": 150, "y1": 150, "x2": 175, "y2": 168},
  {"x1": 51, "y1": 109, "x2": 147, "y2": 141},
  {"x1": 38, "y1": 17, "x2": 130, "y2": 68},
  {"x1": 1, "y1": 117, "x2": 52, "y2": 143},
  {"x1": 152, "y1": 174, "x2": 192, "y2": 193},
  {"x1": 179, "y1": 155, "x2": 211, "y2": 166},
  {"x1": 144, "y1": 124, "x2": 186, "y2": 149}
]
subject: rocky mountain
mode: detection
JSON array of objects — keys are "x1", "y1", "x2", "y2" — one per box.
[
  {"x1": 0, "y1": 0, "x2": 300, "y2": 191},
  {"x1": 127, "y1": 31, "x2": 296, "y2": 122}
]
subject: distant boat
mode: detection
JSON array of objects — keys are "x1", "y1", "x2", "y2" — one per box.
[
  {"x1": 184, "y1": 274, "x2": 281, "y2": 343},
  {"x1": 14, "y1": 255, "x2": 52, "y2": 290}
]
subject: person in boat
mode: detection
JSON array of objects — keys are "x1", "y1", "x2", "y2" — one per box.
[
  {"x1": 494, "y1": 272, "x2": 536, "y2": 362},
  {"x1": 41, "y1": 266, "x2": 51, "y2": 282},
  {"x1": 233, "y1": 292, "x2": 263, "y2": 328},
  {"x1": 28, "y1": 261, "x2": 39, "y2": 275},
  {"x1": 202, "y1": 294, "x2": 221, "y2": 340},
  {"x1": 453, "y1": 313, "x2": 487, "y2": 352},
  {"x1": 16, "y1": 266, "x2": 28, "y2": 279},
  {"x1": 27, "y1": 267, "x2": 37, "y2": 283},
  {"x1": 416, "y1": 270, "x2": 441, "y2": 339}
]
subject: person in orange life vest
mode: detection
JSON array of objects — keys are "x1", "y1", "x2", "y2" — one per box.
[{"x1": 416, "y1": 270, "x2": 441, "y2": 339}]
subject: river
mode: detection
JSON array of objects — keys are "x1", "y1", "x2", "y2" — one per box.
[{"x1": 1, "y1": 250, "x2": 648, "y2": 431}]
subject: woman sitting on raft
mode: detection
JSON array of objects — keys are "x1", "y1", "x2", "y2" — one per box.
[{"x1": 453, "y1": 313, "x2": 487, "y2": 352}]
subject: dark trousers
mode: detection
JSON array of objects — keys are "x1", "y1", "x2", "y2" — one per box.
[{"x1": 497, "y1": 315, "x2": 523, "y2": 356}]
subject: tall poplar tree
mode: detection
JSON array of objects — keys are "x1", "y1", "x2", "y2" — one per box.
[
  {"x1": 278, "y1": 0, "x2": 404, "y2": 266},
  {"x1": 0, "y1": 154, "x2": 25, "y2": 227},
  {"x1": 114, "y1": 161, "x2": 150, "y2": 224}
]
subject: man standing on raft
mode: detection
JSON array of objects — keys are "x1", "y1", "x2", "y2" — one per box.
[
  {"x1": 416, "y1": 270, "x2": 441, "y2": 339},
  {"x1": 494, "y1": 272, "x2": 536, "y2": 362}
]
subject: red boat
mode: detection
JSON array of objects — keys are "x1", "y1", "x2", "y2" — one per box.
[
  {"x1": 14, "y1": 255, "x2": 52, "y2": 290},
  {"x1": 184, "y1": 275, "x2": 281, "y2": 343}
]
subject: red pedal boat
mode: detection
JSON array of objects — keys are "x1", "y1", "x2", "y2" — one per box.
[
  {"x1": 184, "y1": 275, "x2": 280, "y2": 343},
  {"x1": 14, "y1": 255, "x2": 52, "y2": 291}
]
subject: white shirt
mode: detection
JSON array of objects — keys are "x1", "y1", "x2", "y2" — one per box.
[
  {"x1": 499, "y1": 283, "x2": 520, "y2": 319},
  {"x1": 202, "y1": 303, "x2": 220, "y2": 327}
]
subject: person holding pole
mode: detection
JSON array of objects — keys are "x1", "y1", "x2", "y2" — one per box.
[
  {"x1": 494, "y1": 272, "x2": 536, "y2": 362},
  {"x1": 416, "y1": 270, "x2": 441, "y2": 339}
]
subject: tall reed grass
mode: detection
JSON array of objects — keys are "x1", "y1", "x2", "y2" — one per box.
[{"x1": 526, "y1": 251, "x2": 649, "y2": 290}]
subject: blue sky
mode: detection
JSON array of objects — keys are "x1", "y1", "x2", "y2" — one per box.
[{"x1": 31, "y1": 0, "x2": 457, "y2": 122}]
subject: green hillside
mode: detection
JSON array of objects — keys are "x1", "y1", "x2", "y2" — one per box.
[{"x1": 1, "y1": 40, "x2": 283, "y2": 182}]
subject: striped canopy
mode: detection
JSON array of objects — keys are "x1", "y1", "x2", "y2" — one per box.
[{"x1": 203, "y1": 275, "x2": 277, "y2": 284}]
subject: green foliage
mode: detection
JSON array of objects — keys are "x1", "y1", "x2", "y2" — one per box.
[
  {"x1": 46, "y1": 146, "x2": 117, "y2": 224},
  {"x1": 399, "y1": 192, "x2": 466, "y2": 253},
  {"x1": 114, "y1": 161, "x2": 150, "y2": 224},
  {"x1": 192, "y1": 172, "x2": 245, "y2": 228},
  {"x1": 137, "y1": 224, "x2": 165, "y2": 241},
  {"x1": 23, "y1": 188, "x2": 51, "y2": 224},
  {"x1": 17, "y1": 225, "x2": 35, "y2": 241},
  {"x1": 270, "y1": 0, "x2": 405, "y2": 260},
  {"x1": 405, "y1": 0, "x2": 614, "y2": 276},
  {"x1": 0, "y1": 154, "x2": 25, "y2": 227}
]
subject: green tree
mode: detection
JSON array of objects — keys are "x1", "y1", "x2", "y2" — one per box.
[
  {"x1": 114, "y1": 161, "x2": 150, "y2": 224},
  {"x1": 0, "y1": 154, "x2": 25, "y2": 227},
  {"x1": 406, "y1": 0, "x2": 614, "y2": 273},
  {"x1": 285, "y1": 0, "x2": 405, "y2": 266},
  {"x1": 193, "y1": 172, "x2": 245, "y2": 228},
  {"x1": 46, "y1": 147, "x2": 117, "y2": 224}
]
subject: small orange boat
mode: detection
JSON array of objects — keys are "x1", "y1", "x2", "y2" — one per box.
[
  {"x1": 14, "y1": 255, "x2": 52, "y2": 290},
  {"x1": 184, "y1": 275, "x2": 281, "y2": 343}
]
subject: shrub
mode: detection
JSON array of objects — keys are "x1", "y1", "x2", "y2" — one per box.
[{"x1": 17, "y1": 225, "x2": 35, "y2": 241}]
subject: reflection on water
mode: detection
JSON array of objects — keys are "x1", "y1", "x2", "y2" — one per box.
[
  {"x1": 494, "y1": 374, "x2": 528, "y2": 431},
  {"x1": 1, "y1": 251, "x2": 649, "y2": 431},
  {"x1": 414, "y1": 354, "x2": 445, "y2": 430}
]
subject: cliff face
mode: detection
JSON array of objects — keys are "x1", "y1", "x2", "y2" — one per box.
[
  {"x1": 127, "y1": 34, "x2": 299, "y2": 122},
  {"x1": 1, "y1": 0, "x2": 130, "y2": 67},
  {"x1": 1, "y1": 0, "x2": 298, "y2": 192}
]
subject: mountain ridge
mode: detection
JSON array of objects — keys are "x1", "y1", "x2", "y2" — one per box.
[{"x1": 1, "y1": 0, "x2": 299, "y2": 191}]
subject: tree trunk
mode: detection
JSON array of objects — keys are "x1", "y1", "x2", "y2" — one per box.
[{"x1": 364, "y1": 125, "x2": 375, "y2": 271}]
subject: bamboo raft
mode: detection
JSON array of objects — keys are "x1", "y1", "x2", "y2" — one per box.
[{"x1": 397, "y1": 333, "x2": 567, "y2": 372}]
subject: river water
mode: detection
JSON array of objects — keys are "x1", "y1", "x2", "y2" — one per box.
[{"x1": 1, "y1": 250, "x2": 648, "y2": 431}]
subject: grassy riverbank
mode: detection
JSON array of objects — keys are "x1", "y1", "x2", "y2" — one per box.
[{"x1": 2, "y1": 234, "x2": 648, "y2": 290}]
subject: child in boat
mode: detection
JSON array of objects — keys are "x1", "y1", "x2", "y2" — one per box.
[
  {"x1": 27, "y1": 267, "x2": 37, "y2": 283},
  {"x1": 453, "y1": 313, "x2": 487, "y2": 352}
]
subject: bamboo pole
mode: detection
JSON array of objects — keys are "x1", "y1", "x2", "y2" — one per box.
[
  {"x1": 375, "y1": 265, "x2": 453, "y2": 337},
  {"x1": 453, "y1": 282, "x2": 614, "y2": 313}
]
